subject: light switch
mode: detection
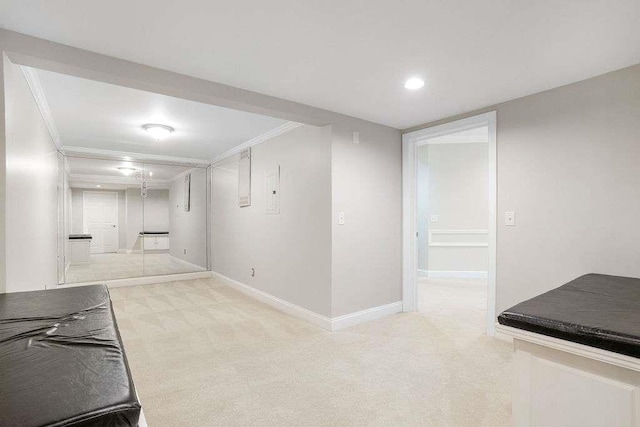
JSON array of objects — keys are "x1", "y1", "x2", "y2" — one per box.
[
  {"x1": 430, "y1": 215, "x2": 439, "y2": 223},
  {"x1": 505, "y1": 211, "x2": 516, "y2": 226},
  {"x1": 338, "y1": 212, "x2": 345, "y2": 225}
]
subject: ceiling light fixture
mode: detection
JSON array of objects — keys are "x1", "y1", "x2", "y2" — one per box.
[
  {"x1": 96, "y1": 185, "x2": 101, "y2": 188},
  {"x1": 143, "y1": 123, "x2": 174, "y2": 140},
  {"x1": 117, "y1": 167, "x2": 138, "y2": 176},
  {"x1": 404, "y1": 77, "x2": 425, "y2": 90}
]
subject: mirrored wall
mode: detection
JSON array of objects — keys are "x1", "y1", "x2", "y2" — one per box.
[{"x1": 60, "y1": 155, "x2": 210, "y2": 284}]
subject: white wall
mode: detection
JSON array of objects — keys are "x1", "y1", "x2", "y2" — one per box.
[
  {"x1": 212, "y1": 124, "x2": 333, "y2": 316},
  {"x1": 3, "y1": 59, "x2": 58, "y2": 292},
  {"x1": 169, "y1": 169, "x2": 207, "y2": 267},
  {"x1": 406, "y1": 63, "x2": 640, "y2": 315},
  {"x1": 144, "y1": 189, "x2": 169, "y2": 232},
  {"x1": 418, "y1": 142, "x2": 489, "y2": 273},
  {"x1": 330, "y1": 120, "x2": 402, "y2": 317},
  {"x1": 125, "y1": 187, "x2": 143, "y2": 252}
]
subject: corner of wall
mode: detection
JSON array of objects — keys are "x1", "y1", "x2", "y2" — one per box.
[{"x1": 0, "y1": 53, "x2": 8, "y2": 293}]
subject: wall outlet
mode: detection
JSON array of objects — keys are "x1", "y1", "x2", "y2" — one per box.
[
  {"x1": 430, "y1": 215, "x2": 439, "y2": 223},
  {"x1": 251, "y1": 268, "x2": 255, "y2": 277},
  {"x1": 505, "y1": 211, "x2": 516, "y2": 226},
  {"x1": 338, "y1": 211, "x2": 345, "y2": 225}
]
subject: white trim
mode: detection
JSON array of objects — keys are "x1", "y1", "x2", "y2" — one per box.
[
  {"x1": 331, "y1": 302, "x2": 403, "y2": 330},
  {"x1": 51, "y1": 271, "x2": 213, "y2": 290},
  {"x1": 210, "y1": 121, "x2": 303, "y2": 164},
  {"x1": 496, "y1": 324, "x2": 640, "y2": 372},
  {"x1": 425, "y1": 270, "x2": 488, "y2": 279},
  {"x1": 20, "y1": 65, "x2": 62, "y2": 149},
  {"x1": 62, "y1": 146, "x2": 210, "y2": 166},
  {"x1": 428, "y1": 229, "x2": 489, "y2": 247},
  {"x1": 211, "y1": 271, "x2": 402, "y2": 331},
  {"x1": 212, "y1": 271, "x2": 332, "y2": 330},
  {"x1": 402, "y1": 111, "x2": 497, "y2": 335},
  {"x1": 417, "y1": 269, "x2": 429, "y2": 277}
]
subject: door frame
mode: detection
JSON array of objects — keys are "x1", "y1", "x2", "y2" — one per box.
[
  {"x1": 82, "y1": 190, "x2": 119, "y2": 253},
  {"x1": 402, "y1": 111, "x2": 497, "y2": 335}
]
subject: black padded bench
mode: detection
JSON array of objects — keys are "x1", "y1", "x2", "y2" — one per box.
[
  {"x1": 498, "y1": 273, "x2": 640, "y2": 358},
  {"x1": 0, "y1": 285, "x2": 141, "y2": 426}
]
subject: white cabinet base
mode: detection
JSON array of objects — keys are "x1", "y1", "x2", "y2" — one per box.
[
  {"x1": 497, "y1": 324, "x2": 640, "y2": 427},
  {"x1": 143, "y1": 235, "x2": 170, "y2": 251},
  {"x1": 69, "y1": 240, "x2": 91, "y2": 264}
]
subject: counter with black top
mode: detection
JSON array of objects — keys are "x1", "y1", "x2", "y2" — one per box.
[
  {"x1": 68, "y1": 233, "x2": 92, "y2": 240},
  {"x1": 68, "y1": 234, "x2": 92, "y2": 263},
  {"x1": 496, "y1": 274, "x2": 640, "y2": 426},
  {"x1": 139, "y1": 231, "x2": 170, "y2": 251}
]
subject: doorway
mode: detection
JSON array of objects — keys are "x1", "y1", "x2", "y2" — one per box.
[
  {"x1": 402, "y1": 112, "x2": 497, "y2": 335},
  {"x1": 83, "y1": 191, "x2": 119, "y2": 254}
]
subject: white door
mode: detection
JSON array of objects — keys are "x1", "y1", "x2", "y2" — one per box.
[{"x1": 83, "y1": 192, "x2": 119, "y2": 254}]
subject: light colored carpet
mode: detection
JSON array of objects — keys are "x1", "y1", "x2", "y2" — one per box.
[{"x1": 110, "y1": 276, "x2": 512, "y2": 426}]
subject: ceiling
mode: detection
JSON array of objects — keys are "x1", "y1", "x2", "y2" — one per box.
[
  {"x1": 1, "y1": 1, "x2": 638, "y2": 129},
  {"x1": 66, "y1": 156, "x2": 196, "y2": 189},
  {"x1": 35, "y1": 69, "x2": 289, "y2": 160}
]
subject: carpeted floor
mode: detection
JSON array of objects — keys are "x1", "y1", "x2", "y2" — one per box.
[{"x1": 110, "y1": 276, "x2": 512, "y2": 426}]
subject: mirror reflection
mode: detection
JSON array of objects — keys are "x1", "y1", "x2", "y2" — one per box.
[{"x1": 62, "y1": 156, "x2": 208, "y2": 283}]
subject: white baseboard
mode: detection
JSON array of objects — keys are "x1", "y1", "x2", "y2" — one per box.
[
  {"x1": 211, "y1": 271, "x2": 332, "y2": 330},
  {"x1": 56, "y1": 271, "x2": 213, "y2": 289},
  {"x1": 426, "y1": 270, "x2": 488, "y2": 279},
  {"x1": 211, "y1": 271, "x2": 401, "y2": 331},
  {"x1": 331, "y1": 301, "x2": 403, "y2": 331}
]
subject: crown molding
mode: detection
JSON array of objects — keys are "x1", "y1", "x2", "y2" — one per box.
[
  {"x1": 20, "y1": 65, "x2": 62, "y2": 149},
  {"x1": 61, "y1": 146, "x2": 210, "y2": 166},
  {"x1": 210, "y1": 121, "x2": 303, "y2": 164}
]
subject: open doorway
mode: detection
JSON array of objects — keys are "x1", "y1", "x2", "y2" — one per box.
[{"x1": 402, "y1": 112, "x2": 497, "y2": 335}]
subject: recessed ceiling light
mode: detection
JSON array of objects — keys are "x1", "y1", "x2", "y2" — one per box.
[
  {"x1": 404, "y1": 77, "x2": 425, "y2": 90},
  {"x1": 143, "y1": 124, "x2": 174, "y2": 140},
  {"x1": 96, "y1": 185, "x2": 101, "y2": 188},
  {"x1": 117, "y1": 167, "x2": 138, "y2": 176}
]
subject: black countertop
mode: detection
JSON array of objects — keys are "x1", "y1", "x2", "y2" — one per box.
[
  {"x1": 498, "y1": 274, "x2": 640, "y2": 358},
  {"x1": 68, "y1": 233, "x2": 92, "y2": 240}
]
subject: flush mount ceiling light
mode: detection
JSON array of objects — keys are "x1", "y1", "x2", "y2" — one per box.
[
  {"x1": 117, "y1": 167, "x2": 138, "y2": 176},
  {"x1": 404, "y1": 77, "x2": 425, "y2": 90},
  {"x1": 143, "y1": 123, "x2": 174, "y2": 140}
]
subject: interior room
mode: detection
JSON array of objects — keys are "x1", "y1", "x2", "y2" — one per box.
[
  {"x1": 0, "y1": 2, "x2": 639, "y2": 427},
  {"x1": 416, "y1": 125, "x2": 490, "y2": 334}
]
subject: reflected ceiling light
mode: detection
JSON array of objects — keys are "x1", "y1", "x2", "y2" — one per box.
[
  {"x1": 143, "y1": 123, "x2": 174, "y2": 140},
  {"x1": 404, "y1": 77, "x2": 425, "y2": 90},
  {"x1": 117, "y1": 167, "x2": 137, "y2": 176},
  {"x1": 149, "y1": 171, "x2": 153, "y2": 177},
  {"x1": 96, "y1": 185, "x2": 101, "y2": 188}
]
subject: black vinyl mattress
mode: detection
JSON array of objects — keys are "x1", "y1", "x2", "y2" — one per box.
[
  {"x1": 0, "y1": 285, "x2": 141, "y2": 426},
  {"x1": 498, "y1": 274, "x2": 640, "y2": 358}
]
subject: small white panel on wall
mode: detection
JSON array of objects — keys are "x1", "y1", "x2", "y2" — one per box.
[
  {"x1": 265, "y1": 166, "x2": 280, "y2": 214},
  {"x1": 238, "y1": 148, "x2": 251, "y2": 207},
  {"x1": 184, "y1": 173, "x2": 191, "y2": 212}
]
